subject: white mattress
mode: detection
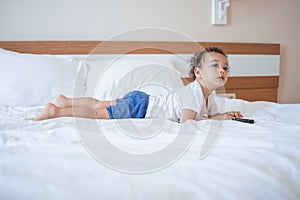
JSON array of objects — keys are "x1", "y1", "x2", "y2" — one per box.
[{"x1": 1, "y1": 98, "x2": 300, "y2": 200}]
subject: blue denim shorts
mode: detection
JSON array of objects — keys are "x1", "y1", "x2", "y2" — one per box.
[{"x1": 106, "y1": 91, "x2": 149, "y2": 119}]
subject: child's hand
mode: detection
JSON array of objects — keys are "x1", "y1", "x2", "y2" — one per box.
[
  {"x1": 211, "y1": 111, "x2": 243, "y2": 120},
  {"x1": 225, "y1": 111, "x2": 243, "y2": 120}
]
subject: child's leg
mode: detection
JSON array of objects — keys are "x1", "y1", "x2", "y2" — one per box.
[
  {"x1": 55, "y1": 94, "x2": 116, "y2": 110},
  {"x1": 33, "y1": 103, "x2": 110, "y2": 120}
]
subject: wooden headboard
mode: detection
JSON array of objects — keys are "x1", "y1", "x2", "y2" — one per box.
[{"x1": 0, "y1": 41, "x2": 280, "y2": 102}]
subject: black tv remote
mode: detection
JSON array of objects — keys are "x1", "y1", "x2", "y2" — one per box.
[{"x1": 232, "y1": 118, "x2": 255, "y2": 124}]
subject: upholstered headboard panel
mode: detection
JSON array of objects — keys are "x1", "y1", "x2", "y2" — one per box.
[{"x1": 0, "y1": 41, "x2": 280, "y2": 102}]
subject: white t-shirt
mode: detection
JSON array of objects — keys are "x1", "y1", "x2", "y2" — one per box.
[{"x1": 145, "y1": 80, "x2": 219, "y2": 122}]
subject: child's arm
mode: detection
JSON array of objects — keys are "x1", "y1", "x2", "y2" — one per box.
[
  {"x1": 180, "y1": 110, "x2": 243, "y2": 123},
  {"x1": 180, "y1": 109, "x2": 197, "y2": 123},
  {"x1": 209, "y1": 111, "x2": 243, "y2": 120}
]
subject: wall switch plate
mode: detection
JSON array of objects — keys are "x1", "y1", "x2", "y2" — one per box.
[{"x1": 212, "y1": 0, "x2": 230, "y2": 25}]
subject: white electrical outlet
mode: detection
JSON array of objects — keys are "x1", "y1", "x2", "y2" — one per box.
[
  {"x1": 217, "y1": 93, "x2": 236, "y2": 99},
  {"x1": 212, "y1": 0, "x2": 230, "y2": 25}
]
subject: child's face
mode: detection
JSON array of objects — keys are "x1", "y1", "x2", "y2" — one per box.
[{"x1": 195, "y1": 52, "x2": 229, "y2": 90}]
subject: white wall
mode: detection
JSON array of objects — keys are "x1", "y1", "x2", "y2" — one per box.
[{"x1": 0, "y1": 0, "x2": 299, "y2": 103}]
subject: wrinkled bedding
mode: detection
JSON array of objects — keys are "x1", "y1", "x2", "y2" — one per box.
[{"x1": 1, "y1": 99, "x2": 300, "y2": 200}]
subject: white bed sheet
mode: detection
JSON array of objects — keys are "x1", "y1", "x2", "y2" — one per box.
[{"x1": 1, "y1": 99, "x2": 300, "y2": 200}]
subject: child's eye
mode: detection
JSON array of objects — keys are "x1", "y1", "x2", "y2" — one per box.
[
  {"x1": 223, "y1": 67, "x2": 230, "y2": 72},
  {"x1": 211, "y1": 64, "x2": 218, "y2": 68}
]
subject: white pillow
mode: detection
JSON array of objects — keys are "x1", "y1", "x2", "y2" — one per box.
[
  {"x1": 85, "y1": 60, "x2": 110, "y2": 97},
  {"x1": 0, "y1": 48, "x2": 87, "y2": 106},
  {"x1": 87, "y1": 58, "x2": 184, "y2": 100}
]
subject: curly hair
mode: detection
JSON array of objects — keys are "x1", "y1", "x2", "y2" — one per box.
[{"x1": 189, "y1": 47, "x2": 227, "y2": 80}]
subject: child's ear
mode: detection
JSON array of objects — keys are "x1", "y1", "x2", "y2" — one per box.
[{"x1": 194, "y1": 67, "x2": 201, "y2": 78}]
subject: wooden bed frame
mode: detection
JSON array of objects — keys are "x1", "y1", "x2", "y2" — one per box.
[{"x1": 0, "y1": 41, "x2": 280, "y2": 102}]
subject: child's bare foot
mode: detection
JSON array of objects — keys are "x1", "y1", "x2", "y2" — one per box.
[
  {"x1": 54, "y1": 94, "x2": 69, "y2": 107},
  {"x1": 33, "y1": 103, "x2": 59, "y2": 120}
]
